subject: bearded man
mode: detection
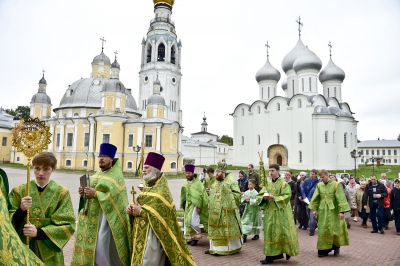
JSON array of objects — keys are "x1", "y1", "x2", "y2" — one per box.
[
  {"x1": 205, "y1": 160, "x2": 243, "y2": 255},
  {"x1": 127, "y1": 152, "x2": 195, "y2": 266},
  {"x1": 180, "y1": 164, "x2": 209, "y2": 246},
  {"x1": 71, "y1": 143, "x2": 131, "y2": 266}
]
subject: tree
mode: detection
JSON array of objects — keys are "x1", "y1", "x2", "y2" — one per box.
[
  {"x1": 5, "y1": 106, "x2": 30, "y2": 120},
  {"x1": 217, "y1": 135, "x2": 233, "y2": 146},
  {"x1": 398, "y1": 134, "x2": 400, "y2": 141}
]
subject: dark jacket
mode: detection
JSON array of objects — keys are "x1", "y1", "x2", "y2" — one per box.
[
  {"x1": 391, "y1": 187, "x2": 400, "y2": 210},
  {"x1": 286, "y1": 179, "x2": 296, "y2": 201},
  {"x1": 363, "y1": 182, "x2": 388, "y2": 208},
  {"x1": 295, "y1": 180, "x2": 304, "y2": 205}
]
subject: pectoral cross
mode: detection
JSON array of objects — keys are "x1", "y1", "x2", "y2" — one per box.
[
  {"x1": 131, "y1": 185, "x2": 137, "y2": 204},
  {"x1": 296, "y1": 16, "x2": 303, "y2": 37}
]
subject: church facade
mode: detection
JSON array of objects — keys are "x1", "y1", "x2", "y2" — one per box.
[
  {"x1": 11, "y1": 0, "x2": 184, "y2": 173},
  {"x1": 232, "y1": 27, "x2": 358, "y2": 170}
]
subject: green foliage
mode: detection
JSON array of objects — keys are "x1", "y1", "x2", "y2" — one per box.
[
  {"x1": 217, "y1": 135, "x2": 233, "y2": 146},
  {"x1": 5, "y1": 106, "x2": 30, "y2": 120},
  {"x1": 398, "y1": 134, "x2": 400, "y2": 141}
]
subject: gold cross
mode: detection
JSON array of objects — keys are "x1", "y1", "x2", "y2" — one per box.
[
  {"x1": 131, "y1": 185, "x2": 137, "y2": 204},
  {"x1": 33, "y1": 208, "x2": 40, "y2": 215},
  {"x1": 34, "y1": 220, "x2": 41, "y2": 227}
]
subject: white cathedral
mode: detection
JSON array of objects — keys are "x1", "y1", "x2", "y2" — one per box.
[{"x1": 232, "y1": 27, "x2": 358, "y2": 170}]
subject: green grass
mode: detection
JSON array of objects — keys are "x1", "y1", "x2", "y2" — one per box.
[{"x1": 196, "y1": 164, "x2": 248, "y2": 171}]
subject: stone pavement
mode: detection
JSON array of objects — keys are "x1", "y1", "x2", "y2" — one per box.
[{"x1": 3, "y1": 167, "x2": 400, "y2": 265}]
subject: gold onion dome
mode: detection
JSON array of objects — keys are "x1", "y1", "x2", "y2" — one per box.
[{"x1": 153, "y1": 0, "x2": 174, "y2": 7}]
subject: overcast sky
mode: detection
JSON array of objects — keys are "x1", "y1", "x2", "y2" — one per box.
[{"x1": 1, "y1": 0, "x2": 399, "y2": 141}]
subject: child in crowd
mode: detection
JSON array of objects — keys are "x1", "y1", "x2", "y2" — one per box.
[{"x1": 241, "y1": 179, "x2": 262, "y2": 242}]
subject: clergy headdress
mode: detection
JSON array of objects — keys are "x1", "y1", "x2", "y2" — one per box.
[
  {"x1": 184, "y1": 164, "x2": 195, "y2": 173},
  {"x1": 217, "y1": 159, "x2": 227, "y2": 173},
  {"x1": 99, "y1": 143, "x2": 117, "y2": 159},
  {"x1": 144, "y1": 152, "x2": 165, "y2": 171}
]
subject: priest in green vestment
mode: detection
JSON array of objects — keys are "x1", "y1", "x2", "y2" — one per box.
[
  {"x1": 308, "y1": 169, "x2": 350, "y2": 257},
  {"x1": 8, "y1": 152, "x2": 76, "y2": 266},
  {"x1": 203, "y1": 167, "x2": 216, "y2": 195},
  {"x1": 1, "y1": 188, "x2": 44, "y2": 266},
  {"x1": 205, "y1": 160, "x2": 243, "y2": 255},
  {"x1": 72, "y1": 143, "x2": 131, "y2": 266},
  {"x1": 257, "y1": 164, "x2": 299, "y2": 264},
  {"x1": 180, "y1": 164, "x2": 209, "y2": 246},
  {"x1": 127, "y1": 152, "x2": 196, "y2": 266}
]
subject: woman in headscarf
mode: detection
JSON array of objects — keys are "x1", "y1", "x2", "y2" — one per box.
[
  {"x1": 352, "y1": 180, "x2": 370, "y2": 228},
  {"x1": 238, "y1": 170, "x2": 249, "y2": 217}
]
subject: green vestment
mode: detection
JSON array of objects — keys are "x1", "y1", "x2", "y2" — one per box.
[
  {"x1": 207, "y1": 173, "x2": 242, "y2": 255},
  {"x1": 257, "y1": 178, "x2": 299, "y2": 257},
  {"x1": 203, "y1": 176, "x2": 216, "y2": 191},
  {"x1": 180, "y1": 174, "x2": 209, "y2": 240},
  {"x1": 308, "y1": 180, "x2": 350, "y2": 250},
  {"x1": 8, "y1": 180, "x2": 76, "y2": 266},
  {"x1": 0, "y1": 190, "x2": 44, "y2": 266},
  {"x1": 0, "y1": 168, "x2": 9, "y2": 198},
  {"x1": 131, "y1": 175, "x2": 196, "y2": 266},
  {"x1": 241, "y1": 189, "x2": 262, "y2": 235},
  {"x1": 71, "y1": 159, "x2": 131, "y2": 266}
]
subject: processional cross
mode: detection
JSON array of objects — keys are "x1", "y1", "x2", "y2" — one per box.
[{"x1": 296, "y1": 16, "x2": 303, "y2": 37}]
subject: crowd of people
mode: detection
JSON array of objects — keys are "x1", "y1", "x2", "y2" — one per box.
[{"x1": 1, "y1": 145, "x2": 400, "y2": 265}]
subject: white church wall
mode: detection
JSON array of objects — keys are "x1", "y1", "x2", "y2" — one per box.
[{"x1": 334, "y1": 117, "x2": 356, "y2": 169}]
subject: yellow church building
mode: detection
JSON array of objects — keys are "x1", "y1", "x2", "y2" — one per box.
[{"x1": 7, "y1": 0, "x2": 185, "y2": 173}]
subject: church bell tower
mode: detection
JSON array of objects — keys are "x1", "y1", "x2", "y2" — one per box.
[{"x1": 138, "y1": 0, "x2": 182, "y2": 124}]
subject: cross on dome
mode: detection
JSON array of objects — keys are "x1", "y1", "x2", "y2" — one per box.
[
  {"x1": 100, "y1": 37, "x2": 106, "y2": 51},
  {"x1": 265, "y1": 41, "x2": 270, "y2": 59},
  {"x1": 328, "y1": 41, "x2": 332, "y2": 58},
  {"x1": 114, "y1": 50, "x2": 118, "y2": 60},
  {"x1": 296, "y1": 16, "x2": 303, "y2": 37}
]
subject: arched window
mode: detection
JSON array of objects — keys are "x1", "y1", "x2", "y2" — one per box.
[
  {"x1": 170, "y1": 162, "x2": 177, "y2": 169},
  {"x1": 74, "y1": 113, "x2": 79, "y2": 117},
  {"x1": 261, "y1": 87, "x2": 264, "y2": 99},
  {"x1": 309, "y1": 77, "x2": 312, "y2": 91},
  {"x1": 344, "y1": 133, "x2": 347, "y2": 148},
  {"x1": 16, "y1": 156, "x2": 20, "y2": 162},
  {"x1": 241, "y1": 136, "x2": 244, "y2": 145},
  {"x1": 325, "y1": 131, "x2": 328, "y2": 143},
  {"x1": 299, "y1": 132, "x2": 302, "y2": 143},
  {"x1": 157, "y1": 43, "x2": 165, "y2": 61},
  {"x1": 258, "y1": 135, "x2": 260, "y2": 145},
  {"x1": 127, "y1": 162, "x2": 133, "y2": 169},
  {"x1": 299, "y1": 151, "x2": 303, "y2": 163},
  {"x1": 277, "y1": 134, "x2": 280, "y2": 144},
  {"x1": 83, "y1": 160, "x2": 88, "y2": 167},
  {"x1": 328, "y1": 88, "x2": 330, "y2": 98},
  {"x1": 241, "y1": 108, "x2": 244, "y2": 116},
  {"x1": 334, "y1": 87, "x2": 337, "y2": 97},
  {"x1": 297, "y1": 99, "x2": 302, "y2": 108},
  {"x1": 277, "y1": 103, "x2": 280, "y2": 111},
  {"x1": 274, "y1": 87, "x2": 276, "y2": 96},
  {"x1": 292, "y1": 80, "x2": 294, "y2": 90},
  {"x1": 257, "y1": 106, "x2": 260, "y2": 114},
  {"x1": 66, "y1": 159, "x2": 71, "y2": 166},
  {"x1": 268, "y1": 87, "x2": 270, "y2": 99},
  {"x1": 146, "y1": 44, "x2": 152, "y2": 63},
  {"x1": 302, "y1": 78, "x2": 304, "y2": 91},
  {"x1": 333, "y1": 131, "x2": 336, "y2": 143},
  {"x1": 171, "y1": 46, "x2": 176, "y2": 64}
]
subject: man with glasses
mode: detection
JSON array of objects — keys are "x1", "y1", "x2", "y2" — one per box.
[
  {"x1": 72, "y1": 143, "x2": 131, "y2": 266},
  {"x1": 8, "y1": 152, "x2": 76, "y2": 265}
]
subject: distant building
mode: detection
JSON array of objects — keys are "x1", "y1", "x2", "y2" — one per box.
[
  {"x1": 0, "y1": 108, "x2": 13, "y2": 163},
  {"x1": 357, "y1": 139, "x2": 400, "y2": 166},
  {"x1": 182, "y1": 114, "x2": 233, "y2": 166}
]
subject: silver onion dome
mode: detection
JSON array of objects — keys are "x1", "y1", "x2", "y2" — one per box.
[
  {"x1": 31, "y1": 92, "x2": 51, "y2": 104},
  {"x1": 281, "y1": 77, "x2": 287, "y2": 90},
  {"x1": 92, "y1": 51, "x2": 111, "y2": 64},
  {"x1": 255, "y1": 59, "x2": 281, "y2": 83},
  {"x1": 293, "y1": 47, "x2": 322, "y2": 73},
  {"x1": 319, "y1": 59, "x2": 345, "y2": 83},
  {"x1": 148, "y1": 94, "x2": 165, "y2": 105},
  {"x1": 282, "y1": 39, "x2": 306, "y2": 73}
]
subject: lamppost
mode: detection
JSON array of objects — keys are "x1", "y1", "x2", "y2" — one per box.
[
  {"x1": 133, "y1": 145, "x2": 141, "y2": 178},
  {"x1": 370, "y1": 157, "x2": 375, "y2": 175},
  {"x1": 350, "y1": 149, "x2": 362, "y2": 178}
]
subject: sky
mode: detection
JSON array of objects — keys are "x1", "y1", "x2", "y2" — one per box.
[{"x1": 1, "y1": 0, "x2": 399, "y2": 141}]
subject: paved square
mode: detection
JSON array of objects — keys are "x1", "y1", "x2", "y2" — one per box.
[{"x1": 4, "y1": 168, "x2": 400, "y2": 265}]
